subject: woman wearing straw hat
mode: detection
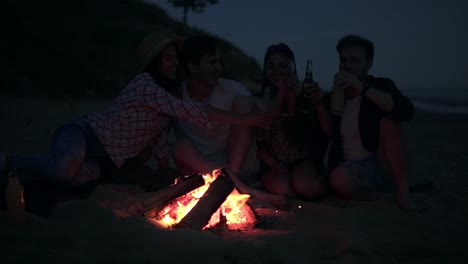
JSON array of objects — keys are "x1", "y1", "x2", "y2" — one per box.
[{"x1": 0, "y1": 31, "x2": 271, "y2": 191}]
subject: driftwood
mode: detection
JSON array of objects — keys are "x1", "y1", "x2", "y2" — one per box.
[
  {"x1": 136, "y1": 174, "x2": 205, "y2": 217},
  {"x1": 175, "y1": 171, "x2": 235, "y2": 230}
]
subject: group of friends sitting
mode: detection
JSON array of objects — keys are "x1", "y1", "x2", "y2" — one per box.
[{"x1": 0, "y1": 32, "x2": 423, "y2": 213}]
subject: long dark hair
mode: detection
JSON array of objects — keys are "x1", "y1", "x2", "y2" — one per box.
[
  {"x1": 145, "y1": 43, "x2": 182, "y2": 98},
  {"x1": 260, "y1": 43, "x2": 298, "y2": 98}
]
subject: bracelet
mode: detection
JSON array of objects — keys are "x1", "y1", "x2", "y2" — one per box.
[{"x1": 361, "y1": 83, "x2": 371, "y2": 96}]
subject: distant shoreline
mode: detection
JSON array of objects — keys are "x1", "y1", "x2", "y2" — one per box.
[
  {"x1": 1, "y1": 95, "x2": 467, "y2": 115},
  {"x1": 412, "y1": 98, "x2": 468, "y2": 114}
]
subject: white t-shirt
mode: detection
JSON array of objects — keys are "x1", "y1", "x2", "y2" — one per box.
[
  {"x1": 340, "y1": 96, "x2": 373, "y2": 161},
  {"x1": 175, "y1": 78, "x2": 251, "y2": 158}
]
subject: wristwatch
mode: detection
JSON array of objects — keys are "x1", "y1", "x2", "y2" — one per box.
[{"x1": 361, "y1": 83, "x2": 371, "y2": 96}]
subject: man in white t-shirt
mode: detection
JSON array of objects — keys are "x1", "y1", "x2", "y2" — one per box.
[
  {"x1": 173, "y1": 35, "x2": 258, "y2": 180},
  {"x1": 327, "y1": 34, "x2": 423, "y2": 212}
]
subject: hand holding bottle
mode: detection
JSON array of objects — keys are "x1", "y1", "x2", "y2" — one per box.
[
  {"x1": 333, "y1": 71, "x2": 363, "y2": 94},
  {"x1": 303, "y1": 82, "x2": 325, "y2": 105}
]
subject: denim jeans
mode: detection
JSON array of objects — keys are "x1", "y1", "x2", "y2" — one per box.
[
  {"x1": 13, "y1": 118, "x2": 156, "y2": 187},
  {"x1": 341, "y1": 156, "x2": 394, "y2": 192},
  {"x1": 13, "y1": 119, "x2": 105, "y2": 185}
]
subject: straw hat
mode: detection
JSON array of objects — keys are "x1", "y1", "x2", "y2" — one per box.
[{"x1": 138, "y1": 31, "x2": 177, "y2": 70}]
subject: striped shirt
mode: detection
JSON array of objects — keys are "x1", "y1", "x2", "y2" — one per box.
[{"x1": 86, "y1": 73, "x2": 210, "y2": 168}]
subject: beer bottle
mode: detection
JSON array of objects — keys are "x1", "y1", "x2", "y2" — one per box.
[
  {"x1": 301, "y1": 60, "x2": 315, "y2": 113},
  {"x1": 5, "y1": 155, "x2": 26, "y2": 224},
  {"x1": 304, "y1": 60, "x2": 314, "y2": 82},
  {"x1": 330, "y1": 85, "x2": 345, "y2": 116}
]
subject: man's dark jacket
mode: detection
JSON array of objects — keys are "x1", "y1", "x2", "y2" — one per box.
[{"x1": 327, "y1": 75, "x2": 415, "y2": 175}]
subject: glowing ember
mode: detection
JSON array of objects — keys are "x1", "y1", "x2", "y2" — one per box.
[{"x1": 150, "y1": 171, "x2": 255, "y2": 230}]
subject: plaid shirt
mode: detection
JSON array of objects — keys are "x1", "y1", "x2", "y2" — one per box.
[{"x1": 86, "y1": 73, "x2": 210, "y2": 168}]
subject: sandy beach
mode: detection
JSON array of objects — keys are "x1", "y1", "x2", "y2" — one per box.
[{"x1": 1, "y1": 96, "x2": 468, "y2": 263}]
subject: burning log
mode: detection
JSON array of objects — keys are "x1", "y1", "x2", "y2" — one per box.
[
  {"x1": 137, "y1": 174, "x2": 205, "y2": 216},
  {"x1": 175, "y1": 170, "x2": 235, "y2": 230},
  {"x1": 222, "y1": 168, "x2": 288, "y2": 210}
]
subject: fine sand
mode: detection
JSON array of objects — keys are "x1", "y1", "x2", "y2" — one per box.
[{"x1": 1, "y1": 96, "x2": 468, "y2": 263}]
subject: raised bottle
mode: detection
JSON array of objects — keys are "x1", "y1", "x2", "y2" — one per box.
[{"x1": 301, "y1": 60, "x2": 315, "y2": 113}]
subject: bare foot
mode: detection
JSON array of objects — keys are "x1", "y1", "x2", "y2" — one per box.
[{"x1": 396, "y1": 196, "x2": 426, "y2": 213}]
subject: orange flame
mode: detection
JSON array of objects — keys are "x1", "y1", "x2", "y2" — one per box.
[{"x1": 151, "y1": 170, "x2": 254, "y2": 230}]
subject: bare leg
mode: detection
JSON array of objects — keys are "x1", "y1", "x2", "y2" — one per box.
[
  {"x1": 260, "y1": 170, "x2": 294, "y2": 197},
  {"x1": 290, "y1": 160, "x2": 327, "y2": 200},
  {"x1": 378, "y1": 118, "x2": 424, "y2": 212},
  {"x1": 227, "y1": 96, "x2": 258, "y2": 180},
  {"x1": 329, "y1": 163, "x2": 377, "y2": 201},
  {"x1": 173, "y1": 138, "x2": 222, "y2": 176},
  {"x1": 173, "y1": 96, "x2": 257, "y2": 179},
  {"x1": 50, "y1": 125, "x2": 101, "y2": 186}
]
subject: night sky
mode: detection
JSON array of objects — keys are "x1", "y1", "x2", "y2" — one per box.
[{"x1": 151, "y1": 0, "x2": 468, "y2": 98}]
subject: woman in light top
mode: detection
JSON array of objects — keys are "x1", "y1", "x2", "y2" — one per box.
[{"x1": 256, "y1": 43, "x2": 332, "y2": 200}]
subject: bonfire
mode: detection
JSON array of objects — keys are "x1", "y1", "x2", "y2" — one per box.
[{"x1": 147, "y1": 169, "x2": 257, "y2": 230}]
